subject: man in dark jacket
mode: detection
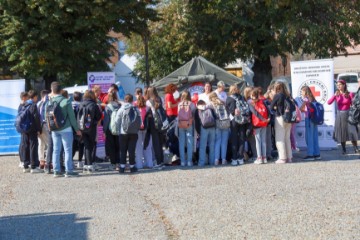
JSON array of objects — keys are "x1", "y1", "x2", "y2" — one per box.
[{"x1": 22, "y1": 90, "x2": 43, "y2": 173}]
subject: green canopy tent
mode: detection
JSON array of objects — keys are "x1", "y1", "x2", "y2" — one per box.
[{"x1": 152, "y1": 56, "x2": 250, "y2": 95}]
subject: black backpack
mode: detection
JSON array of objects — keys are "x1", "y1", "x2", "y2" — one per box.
[
  {"x1": 15, "y1": 104, "x2": 33, "y2": 133},
  {"x1": 198, "y1": 107, "x2": 216, "y2": 128},
  {"x1": 46, "y1": 98, "x2": 67, "y2": 131},
  {"x1": 230, "y1": 95, "x2": 251, "y2": 125},
  {"x1": 153, "y1": 104, "x2": 169, "y2": 133},
  {"x1": 282, "y1": 96, "x2": 297, "y2": 123},
  {"x1": 348, "y1": 89, "x2": 360, "y2": 125},
  {"x1": 77, "y1": 103, "x2": 95, "y2": 133}
]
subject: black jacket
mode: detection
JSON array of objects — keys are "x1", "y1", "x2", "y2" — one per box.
[
  {"x1": 78, "y1": 99, "x2": 102, "y2": 130},
  {"x1": 23, "y1": 101, "x2": 42, "y2": 134}
]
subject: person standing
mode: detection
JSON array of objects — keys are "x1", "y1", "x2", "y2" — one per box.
[
  {"x1": 164, "y1": 83, "x2": 180, "y2": 123},
  {"x1": 48, "y1": 82, "x2": 81, "y2": 177},
  {"x1": 327, "y1": 79, "x2": 356, "y2": 154},
  {"x1": 72, "y1": 91, "x2": 85, "y2": 168},
  {"x1": 37, "y1": 90, "x2": 49, "y2": 169},
  {"x1": 198, "y1": 82, "x2": 212, "y2": 104},
  {"x1": 18, "y1": 91, "x2": 28, "y2": 168},
  {"x1": 269, "y1": 82, "x2": 293, "y2": 164},
  {"x1": 22, "y1": 90, "x2": 43, "y2": 173},
  {"x1": 115, "y1": 94, "x2": 140, "y2": 173},
  {"x1": 78, "y1": 90, "x2": 102, "y2": 173},
  {"x1": 214, "y1": 81, "x2": 227, "y2": 104}
]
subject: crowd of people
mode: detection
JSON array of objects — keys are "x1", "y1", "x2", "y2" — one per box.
[{"x1": 16, "y1": 79, "x2": 359, "y2": 177}]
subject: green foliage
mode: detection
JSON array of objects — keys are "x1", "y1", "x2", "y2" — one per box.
[{"x1": 0, "y1": 0, "x2": 159, "y2": 87}]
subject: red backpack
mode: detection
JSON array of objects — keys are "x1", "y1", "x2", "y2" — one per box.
[
  {"x1": 251, "y1": 100, "x2": 269, "y2": 127},
  {"x1": 178, "y1": 101, "x2": 193, "y2": 128}
]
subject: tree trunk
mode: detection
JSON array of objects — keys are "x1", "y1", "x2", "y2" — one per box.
[
  {"x1": 43, "y1": 74, "x2": 57, "y2": 91},
  {"x1": 252, "y1": 57, "x2": 273, "y2": 91}
]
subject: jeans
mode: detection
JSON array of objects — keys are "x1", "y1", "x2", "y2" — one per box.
[
  {"x1": 199, "y1": 127, "x2": 215, "y2": 166},
  {"x1": 305, "y1": 118, "x2": 320, "y2": 156},
  {"x1": 215, "y1": 128, "x2": 229, "y2": 161},
  {"x1": 178, "y1": 125, "x2": 194, "y2": 166},
  {"x1": 52, "y1": 127, "x2": 74, "y2": 173},
  {"x1": 254, "y1": 127, "x2": 267, "y2": 158},
  {"x1": 135, "y1": 130, "x2": 153, "y2": 168}
]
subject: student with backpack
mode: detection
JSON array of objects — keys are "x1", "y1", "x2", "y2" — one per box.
[
  {"x1": 103, "y1": 91, "x2": 121, "y2": 171},
  {"x1": 134, "y1": 87, "x2": 153, "y2": 169},
  {"x1": 17, "y1": 92, "x2": 28, "y2": 168},
  {"x1": 177, "y1": 90, "x2": 196, "y2": 167},
  {"x1": 269, "y1": 82, "x2": 293, "y2": 163},
  {"x1": 327, "y1": 79, "x2": 357, "y2": 154},
  {"x1": 195, "y1": 99, "x2": 216, "y2": 166},
  {"x1": 37, "y1": 90, "x2": 49, "y2": 169},
  {"x1": 209, "y1": 92, "x2": 230, "y2": 166},
  {"x1": 71, "y1": 91, "x2": 85, "y2": 169},
  {"x1": 299, "y1": 86, "x2": 321, "y2": 160},
  {"x1": 145, "y1": 87, "x2": 167, "y2": 170},
  {"x1": 226, "y1": 84, "x2": 249, "y2": 166},
  {"x1": 249, "y1": 88, "x2": 270, "y2": 164},
  {"x1": 115, "y1": 94, "x2": 141, "y2": 173},
  {"x1": 16, "y1": 90, "x2": 43, "y2": 173},
  {"x1": 78, "y1": 90, "x2": 102, "y2": 173}
]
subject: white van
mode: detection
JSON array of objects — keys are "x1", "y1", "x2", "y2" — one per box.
[
  {"x1": 337, "y1": 72, "x2": 359, "y2": 93},
  {"x1": 63, "y1": 84, "x2": 89, "y2": 95}
]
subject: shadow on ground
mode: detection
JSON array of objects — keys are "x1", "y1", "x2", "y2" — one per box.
[{"x1": 0, "y1": 212, "x2": 90, "y2": 240}]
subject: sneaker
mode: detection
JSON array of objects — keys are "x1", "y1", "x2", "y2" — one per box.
[
  {"x1": 262, "y1": 157, "x2": 268, "y2": 164},
  {"x1": 303, "y1": 156, "x2": 315, "y2": 161},
  {"x1": 180, "y1": 162, "x2": 186, "y2": 167},
  {"x1": 314, "y1": 155, "x2": 322, "y2": 160},
  {"x1": 222, "y1": 159, "x2": 227, "y2": 165},
  {"x1": 19, "y1": 162, "x2": 24, "y2": 168},
  {"x1": 77, "y1": 161, "x2": 84, "y2": 169},
  {"x1": 31, "y1": 167, "x2": 44, "y2": 174},
  {"x1": 119, "y1": 167, "x2": 125, "y2": 173},
  {"x1": 275, "y1": 159, "x2": 287, "y2": 164},
  {"x1": 23, "y1": 168, "x2": 30, "y2": 173},
  {"x1": 39, "y1": 160, "x2": 46, "y2": 169},
  {"x1": 187, "y1": 161, "x2": 193, "y2": 167},
  {"x1": 130, "y1": 167, "x2": 138, "y2": 173},
  {"x1": 92, "y1": 163, "x2": 100, "y2": 171},
  {"x1": 231, "y1": 160, "x2": 238, "y2": 166},
  {"x1": 214, "y1": 160, "x2": 219, "y2": 166},
  {"x1": 153, "y1": 164, "x2": 164, "y2": 170},
  {"x1": 53, "y1": 171, "x2": 64, "y2": 178},
  {"x1": 108, "y1": 164, "x2": 115, "y2": 171},
  {"x1": 65, "y1": 171, "x2": 79, "y2": 178},
  {"x1": 44, "y1": 167, "x2": 51, "y2": 174},
  {"x1": 253, "y1": 158, "x2": 263, "y2": 165},
  {"x1": 115, "y1": 164, "x2": 120, "y2": 171},
  {"x1": 237, "y1": 159, "x2": 244, "y2": 165}
]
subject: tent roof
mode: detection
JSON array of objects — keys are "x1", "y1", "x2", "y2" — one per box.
[{"x1": 152, "y1": 56, "x2": 248, "y2": 95}]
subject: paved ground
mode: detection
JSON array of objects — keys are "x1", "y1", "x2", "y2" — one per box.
[{"x1": 0, "y1": 146, "x2": 360, "y2": 240}]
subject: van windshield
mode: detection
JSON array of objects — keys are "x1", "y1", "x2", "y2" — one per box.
[{"x1": 339, "y1": 75, "x2": 358, "y2": 83}]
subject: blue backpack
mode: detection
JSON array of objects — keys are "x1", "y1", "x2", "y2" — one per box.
[
  {"x1": 309, "y1": 102, "x2": 324, "y2": 125},
  {"x1": 15, "y1": 104, "x2": 33, "y2": 133}
]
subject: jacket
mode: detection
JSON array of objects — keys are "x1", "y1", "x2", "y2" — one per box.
[
  {"x1": 78, "y1": 99, "x2": 102, "y2": 132},
  {"x1": 103, "y1": 101, "x2": 121, "y2": 133},
  {"x1": 24, "y1": 100, "x2": 42, "y2": 133},
  {"x1": 115, "y1": 102, "x2": 139, "y2": 135}
]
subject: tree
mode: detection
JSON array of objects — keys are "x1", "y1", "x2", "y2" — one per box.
[{"x1": 0, "y1": 0, "x2": 159, "y2": 89}]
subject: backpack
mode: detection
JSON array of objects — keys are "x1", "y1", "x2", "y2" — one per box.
[
  {"x1": 198, "y1": 107, "x2": 216, "y2": 128},
  {"x1": 309, "y1": 101, "x2": 324, "y2": 125},
  {"x1": 230, "y1": 95, "x2": 251, "y2": 125},
  {"x1": 178, "y1": 102, "x2": 193, "y2": 129},
  {"x1": 214, "y1": 104, "x2": 230, "y2": 129},
  {"x1": 348, "y1": 89, "x2": 360, "y2": 125},
  {"x1": 122, "y1": 106, "x2": 141, "y2": 134},
  {"x1": 251, "y1": 100, "x2": 269, "y2": 128},
  {"x1": 153, "y1": 104, "x2": 169, "y2": 132},
  {"x1": 15, "y1": 104, "x2": 33, "y2": 133},
  {"x1": 282, "y1": 96, "x2": 297, "y2": 123},
  {"x1": 77, "y1": 102, "x2": 96, "y2": 132},
  {"x1": 108, "y1": 104, "x2": 121, "y2": 135},
  {"x1": 46, "y1": 98, "x2": 67, "y2": 131}
]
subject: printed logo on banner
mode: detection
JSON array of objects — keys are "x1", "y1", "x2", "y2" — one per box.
[
  {"x1": 297, "y1": 79, "x2": 329, "y2": 104},
  {"x1": 188, "y1": 82, "x2": 205, "y2": 97},
  {"x1": 89, "y1": 75, "x2": 96, "y2": 83}
]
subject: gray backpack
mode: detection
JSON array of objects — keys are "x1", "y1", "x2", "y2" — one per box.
[
  {"x1": 108, "y1": 104, "x2": 121, "y2": 135},
  {"x1": 122, "y1": 106, "x2": 141, "y2": 134}
]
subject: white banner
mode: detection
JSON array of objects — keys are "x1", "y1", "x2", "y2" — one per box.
[
  {"x1": 0, "y1": 79, "x2": 25, "y2": 155},
  {"x1": 87, "y1": 72, "x2": 115, "y2": 158},
  {"x1": 290, "y1": 59, "x2": 337, "y2": 149}
]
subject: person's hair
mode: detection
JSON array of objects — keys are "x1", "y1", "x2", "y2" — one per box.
[
  {"x1": 61, "y1": 90, "x2": 68, "y2": 98},
  {"x1": 180, "y1": 90, "x2": 191, "y2": 102},
  {"x1": 135, "y1": 87, "x2": 146, "y2": 108},
  {"x1": 51, "y1": 81, "x2": 62, "y2": 94},
  {"x1": 20, "y1": 91, "x2": 28, "y2": 99},
  {"x1": 124, "y1": 94, "x2": 133, "y2": 103},
  {"x1": 254, "y1": 87, "x2": 263, "y2": 96},
  {"x1": 164, "y1": 83, "x2": 177, "y2": 94},
  {"x1": 243, "y1": 86, "x2": 254, "y2": 100},
  {"x1": 264, "y1": 83, "x2": 275, "y2": 99},
  {"x1": 204, "y1": 82, "x2": 212, "y2": 92},
  {"x1": 92, "y1": 85, "x2": 101, "y2": 93},
  {"x1": 209, "y1": 92, "x2": 222, "y2": 106},
  {"x1": 83, "y1": 90, "x2": 96, "y2": 101},
  {"x1": 229, "y1": 84, "x2": 239, "y2": 95},
  {"x1": 274, "y1": 82, "x2": 290, "y2": 97},
  {"x1": 110, "y1": 83, "x2": 119, "y2": 92},
  {"x1": 28, "y1": 90, "x2": 37, "y2": 99},
  {"x1": 336, "y1": 80, "x2": 350, "y2": 98},
  {"x1": 197, "y1": 99, "x2": 206, "y2": 106},
  {"x1": 107, "y1": 91, "x2": 118, "y2": 102},
  {"x1": 250, "y1": 88, "x2": 260, "y2": 100},
  {"x1": 217, "y1": 81, "x2": 225, "y2": 88},
  {"x1": 40, "y1": 90, "x2": 49, "y2": 98},
  {"x1": 73, "y1": 91, "x2": 82, "y2": 101},
  {"x1": 301, "y1": 86, "x2": 315, "y2": 102},
  {"x1": 146, "y1": 87, "x2": 161, "y2": 109}
]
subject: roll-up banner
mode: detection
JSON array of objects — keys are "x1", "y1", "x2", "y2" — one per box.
[
  {"x1": 87, "y1": 72, "x2": 115, "y2": 158},
  {"x1": 0, "y1": 79, "x2": 25, "y2": 155},
  {"x1": 290, "y1": 59, "x2": 337, "y2": 149}
]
